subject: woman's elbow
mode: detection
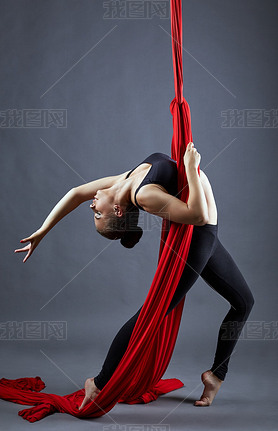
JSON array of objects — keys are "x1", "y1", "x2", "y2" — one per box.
[
  {"x1": 194, "y1": 212, "x2": 209, "y2": 226},
  {"x1": 69, "y1": 187, "x2": 83, "y2": 204},
  {"x1": 69, "y1": 187, "x2": 78, "y2": 198}
]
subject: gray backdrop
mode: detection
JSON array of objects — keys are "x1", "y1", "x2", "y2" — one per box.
[{"x1": 1, "y1": 1, "x2": 277, "y2": 430}]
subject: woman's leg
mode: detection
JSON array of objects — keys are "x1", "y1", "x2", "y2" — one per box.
[
  {"x1": 93, "y1": 307, "x2": 142, "y2": 390},
  {"x1": 94, "y1": 224, "x2": 219, "y2": 391},
  {"x1": 200, "y1": 238, "x2": 255, "y2": 382},
  {"x1": 192, "y1": 238, "x2": 255, "y2": 406}
]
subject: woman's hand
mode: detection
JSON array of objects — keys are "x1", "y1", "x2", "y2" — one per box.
[
  {"x1": 14, "y1": 229, "x2": 45, "y2": 263},
  {"x1": 183, "y1": 142, "x2": 201, "y2": 170}
]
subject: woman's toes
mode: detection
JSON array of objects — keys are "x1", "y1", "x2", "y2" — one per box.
[
  {"x1": 193, "y1": 370, "x2": 223, "y2": 407},
  {"x1": 194, "y1": 397, "x2": 211, "y2": 406}
]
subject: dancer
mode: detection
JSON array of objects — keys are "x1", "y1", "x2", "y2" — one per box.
[{"x1": 14, "y1": 143, "x2": 254, "y2": 408}]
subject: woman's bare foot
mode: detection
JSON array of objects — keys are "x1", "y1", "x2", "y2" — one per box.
[
  {"x1": 194, "y1": 370, "x2": 223, "y2": 407},
  {"x1": 78, "y1": 377, "x2": 101, "y2": 410}
]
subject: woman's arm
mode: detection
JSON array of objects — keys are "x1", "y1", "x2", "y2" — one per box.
[
  {"x1": 186, "y1": 165, "x2": 209, "y2": 223},
  {"x1": 184, "y1": 142, "x2": 208, "y2": 222},
  {"x1": 14, "y1": 172, "x2": 126, "y2": 262},
  {"x1": 37, "y1": 172, "x2": 127, "y2": 236},
  {"x1": 14, "y1": 188, "x2": 81, "y2": 262},
  {"x1": 37, "y1": 171, "x2": 128, "y2": 233},
  {"x1": 137, "y1": 143, "x2": 209, "y2": 226},
  {"x1": 37, "y1": 188, "x2": 81, "y2": 237}
]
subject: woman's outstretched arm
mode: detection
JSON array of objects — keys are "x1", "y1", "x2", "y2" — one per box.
[
  {"x1": 14, "y1": 171, "x2": 125, "y2": 263},
  {"x1": 14, "y1": 188, "x2": 82, "y2": 262}
]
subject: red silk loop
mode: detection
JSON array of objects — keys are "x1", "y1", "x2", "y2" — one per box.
[{"x1": 0, "y1": 0, "x2": 199, "y2": 422}]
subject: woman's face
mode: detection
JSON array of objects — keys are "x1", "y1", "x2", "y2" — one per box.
[{"x1": 90, "y1": 189, "x2": 113, "y2": 230}]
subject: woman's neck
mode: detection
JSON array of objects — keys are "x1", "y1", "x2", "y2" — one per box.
[{"x1": 111, "y1": 166, "x2": 150, "y2": 208}]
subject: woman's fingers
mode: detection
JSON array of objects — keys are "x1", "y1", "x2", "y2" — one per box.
[
  {"x1": 23, "y1": 250, "x2": 32, "y2": 263},
  {"x1": 14, "y1": 243, "x2": 32, "y2": 262},
  {"x1": 186, "y1": 142, "x2": 197, "y2": 152},
  {"x1": 14, "y1": 232, "x2": 43, "y2": 263},
  {"x1": 184, "y1": 142, "x2": 201, "y2": 170},
  {"x1": 14, "y1": 245, "x2": 30, "y2": 253}
]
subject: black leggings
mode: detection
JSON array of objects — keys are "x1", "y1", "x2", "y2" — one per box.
[{"x1": 94, "y1": 223, "x2": 255, "y2": 390}]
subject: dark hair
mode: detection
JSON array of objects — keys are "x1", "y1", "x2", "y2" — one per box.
[{"x1": 95, "y1": 203, "x2": 143, "y2": 248}]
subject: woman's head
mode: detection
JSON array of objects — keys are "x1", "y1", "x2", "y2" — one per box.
[{"x1": 90, "y1": 189, "x2": 143, "y2": 248}]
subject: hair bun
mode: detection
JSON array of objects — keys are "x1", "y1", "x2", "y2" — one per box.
[{"x1": 120, "y1": 226, "x2": 143, "y2": 248}]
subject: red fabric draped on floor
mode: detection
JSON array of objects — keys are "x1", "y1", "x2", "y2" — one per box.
[{"x1": 0, "y1": 0, "x2": 200, "y2": 422}]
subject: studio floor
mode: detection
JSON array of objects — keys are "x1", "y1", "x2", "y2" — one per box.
[{"x1": 0, "y1": 343, "x2": 276, "y2": 431}]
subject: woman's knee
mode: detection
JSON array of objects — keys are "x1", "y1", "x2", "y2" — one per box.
[
  {"x1": 234, "y1": 285, "x2": 255, "y2": 317},
  {"x1": 246, "y1": 290, "x2": 255, "y2": 313}
]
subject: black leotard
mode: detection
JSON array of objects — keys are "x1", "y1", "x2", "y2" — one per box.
[{"x1": 125, "y1": 152, "x2": 179, "y2": 211}]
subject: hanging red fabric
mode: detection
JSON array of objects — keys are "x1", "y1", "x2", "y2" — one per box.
[{"x1": 0, "y1": 0, "x2": 200, "y2": 422}]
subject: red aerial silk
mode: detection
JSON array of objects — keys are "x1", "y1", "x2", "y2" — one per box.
[{"x1": 0, "y1": 0, "x2": 200, "y2": 422}]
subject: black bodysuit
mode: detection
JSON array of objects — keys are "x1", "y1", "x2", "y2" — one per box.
[
  {"x1": 93, "y1": 152, "x2": 255, "y2": 390},
  {"x1": 125, "y1": 152, "x2": 179, "y2": 210}
]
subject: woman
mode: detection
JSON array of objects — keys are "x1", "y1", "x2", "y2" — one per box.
[{"x1": 14, "y1": 143, "x2": 254, "y2": 408}]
